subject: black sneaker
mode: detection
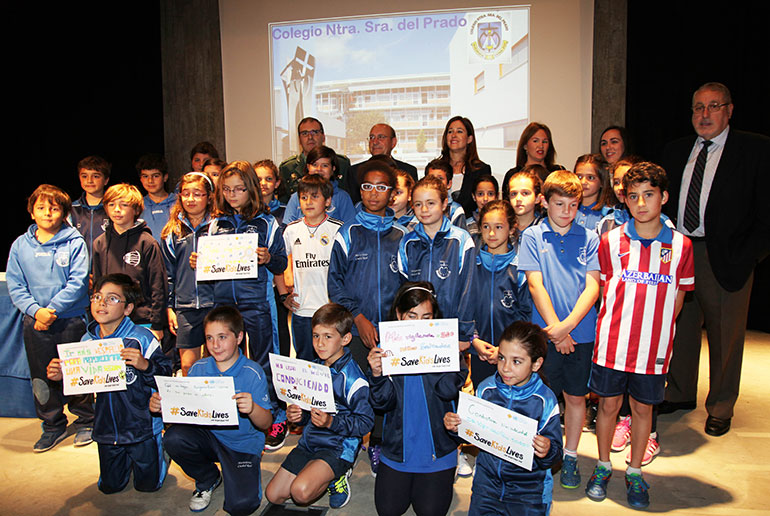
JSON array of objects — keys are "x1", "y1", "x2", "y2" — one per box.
[
  {"x1": 265, "y1": 421, "x2": 288, "y2": 451},
  {"x1": 33, "y1": 428, "x2": 67, "y2": 453}
]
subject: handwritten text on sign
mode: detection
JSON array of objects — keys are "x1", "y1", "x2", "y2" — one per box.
[
  {"x1": 58, "y1": 339, "x2": 126, "y2": 396},
  {"x1": 156, "y1": 376, "x2": 239, "y2": 426},
  {"x1": 196, "y1": 233, "x2": 259, "y2": 281},
  {"x1": 269, "y1": 353, "x2": 336, "y2": 413},
  {"x1": 457, "y1": 391, "x2": 538, "y2": 470},
  {"x1": 378, "y1": 318, "x2": 459, "y2": 375}
]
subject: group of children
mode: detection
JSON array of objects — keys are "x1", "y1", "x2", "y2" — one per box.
[{"x1": 6, "y1": 138, "x2": 693, "y2": 515}]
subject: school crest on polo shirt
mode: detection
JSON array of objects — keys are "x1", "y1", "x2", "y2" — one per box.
[
  {"x1": 660, "y1": 245, "x2": 672, "y2": 264},
  {"x1": 123, "y1": 250, "x2": 141, "y2": 267},
  {"x1": 436, "y1": 260, "x2": 451, "y2": 280},
  {"x1": 577, "y1": 246, "x2": 587, "y2": 266}
]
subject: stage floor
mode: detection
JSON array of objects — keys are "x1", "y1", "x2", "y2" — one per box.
[{"x1": 1, "y1": 331, "x2": 769, "y2": 515}]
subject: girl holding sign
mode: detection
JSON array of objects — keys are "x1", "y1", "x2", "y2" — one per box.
[
  {"x1": 444, "y1": 321, "x2": 562, "y2": 516},
  {"x1": 161, "y1": 171, "x2": 216, "y2": 376},
  {"x1": 207, "y1": 161, "x2": 288, "y2": 444},
  {"x1": 367, "y1": 282, "x2": 467, "y2": 516}
]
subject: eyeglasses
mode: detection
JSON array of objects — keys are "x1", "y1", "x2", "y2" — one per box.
[
  {"x1": 90, "y1": 293, "x2": 127, "y2": 306},
  {"x1": 361, "y1": 183, "x2": 393, "y2": 192},
  {"x1": 222, "y1": 186, "x2": 248, "y2": 194},
  {"x1": 299, "y1": 129, "x2": 323, "y2": 137},
  {"x1": 692, "y1": 102, "x2": 730, "y2": 114},
  {"x1": 180, "y1": 191, "x2": 207, "y2": 199},
  {"x1": 368, "y1": 134, "x2": 391, "y2": 141}
]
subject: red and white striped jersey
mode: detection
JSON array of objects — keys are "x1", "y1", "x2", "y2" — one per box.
[{"x1": 594, "y1": 221, "x2": 694, "y2": 375}]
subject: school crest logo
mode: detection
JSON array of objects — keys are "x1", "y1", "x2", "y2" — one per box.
[
  {"x1": 469, "y1": 13, "x2": 511, "y2": 62},
  {"x1": 660, "y1": 246, "x2": 672, "y2": 264},
  {"x1": 389, "y1": 255, "x2": 398, "y2": 274},
  {"x1": 436, "y1": 261, "x2": 451, "y2": 280},
  {"x1": 123, "y1": 250, "x2": 141, "y2": 267},
  {"x1": 577, "y1": 246, "x2": 587, "y2": 266},
  {"x1": 500, "y1": 290, "x2": 515, "y2": 309},
  {"x1": 125, "y1": 365, "x2": 137, "y2": 385},
  {"x1": 54, "y1": 248, "x2": 71, "y2": 267}
]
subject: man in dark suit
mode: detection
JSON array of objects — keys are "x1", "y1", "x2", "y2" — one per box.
[
  {"x1": 347, "y1": 123, "x2": 418, "y2": 204},
  {"x1": 660, "y1": 82, "x2": 770, "y2": 436}
]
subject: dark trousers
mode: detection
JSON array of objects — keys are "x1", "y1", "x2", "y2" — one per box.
[
  {"x1": 290, "y1": 314, "x2": 315, "y2": 361},
  {"x1": 666, "y1": 240, "x2": 754, "y2": 419},
  {"x1": 23, "y1": 315, "x2": 94, "y2": 432},
  {"x1": 374, "y1": 462, "x2": 455, "y2": 516},
  {"x1": 97, "y1": 433, "x2": 166, "y2": 493},
  {"x1": 164, "y1": 425, "x2": 262, "y2": 516}
]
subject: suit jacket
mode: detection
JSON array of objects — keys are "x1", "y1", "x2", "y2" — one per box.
[{"x1": 663, "y1": 128, "x2": 770, "y2": 292}]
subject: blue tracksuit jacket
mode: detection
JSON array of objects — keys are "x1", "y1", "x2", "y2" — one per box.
[
  {"x1": 85, "y1": 316, "x2": 172, "y2": 445},
  {"x1": 397, "y1": 217, "x2": 476, "y2": 341},
  {"x1": 327, "y1": 207, "x2": 406, "y2": 336},
  {"x1": 471, "y1": 372, "x2": 562, "y2": 506},
  {"x1": 161, "y1": 213, "x2": 214, "y2": 310},
  {"x1": 472, "y1": 245, "x2": 532, "y2": 351},
  {"x1": 208, "y1": 212, "x2": 287, "y2": 307},
  {"x1": 296, "y1": 348, "x2": 374, "y2": 463}
]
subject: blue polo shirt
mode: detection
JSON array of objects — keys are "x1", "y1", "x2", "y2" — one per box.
[
  {"x1": 575, "y1": 202, "x2": 606, "y2": 234},
  {"x1": 142, "y1": 192, "x2": 177, "y2": 242},
  {"x1": 187, "y1": 352, "x2": 272, "y2": 454},
  {"x1": 518, "y1": 219, "x2": 600, "y2": 343}
]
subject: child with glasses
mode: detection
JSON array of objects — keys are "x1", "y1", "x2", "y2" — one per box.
[
  {"x1": 47, "y1": 274, "x2": 172, "y2": 494},
  {"x1": 327, "y1": 160, "x2": 407, "y2": 476}
]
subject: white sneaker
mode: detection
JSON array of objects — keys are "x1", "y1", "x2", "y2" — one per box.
[
  {"x1": 189, "y1": 475, "x2": 221, "y2": 512},
  {"x1": 457, "y1": 450, "x2": 474, "y2": 477}
]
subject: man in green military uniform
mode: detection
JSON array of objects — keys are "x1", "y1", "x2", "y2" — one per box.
[{"x1": 278, "y1": 117, "x2": 351, "y2": 202}]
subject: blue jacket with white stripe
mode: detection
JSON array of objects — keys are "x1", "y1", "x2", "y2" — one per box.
[
  {"x1": 471, "y1": 245, "x2": 532, "y2": 351},
  {"x1": 86, "y1": 316, "x2": 172, "y2": 445},
  {"x1": 472, "y1": 372, "x2": 562, "y2": 505},
  {"x1": 296, "y1": 348, "x2": 374, "y2": 463},
  {"x1": 397, "y1": 217, "x2": 476, "y2": 341},
  {"x1": 327, "y1": 208, "x2": 406, "y2": 336}
]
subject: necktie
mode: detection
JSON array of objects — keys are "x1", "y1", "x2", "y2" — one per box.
[{"x1": 683, "y1": 140, "x2": 712, "y2": 232}]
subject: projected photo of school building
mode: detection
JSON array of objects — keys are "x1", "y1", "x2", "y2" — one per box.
[{"x1": 270, "y1": 7, "x2": 529, "y2": 175}]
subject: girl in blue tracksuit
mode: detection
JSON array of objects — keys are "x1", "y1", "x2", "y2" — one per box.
[
  {"x1": 470, "y1": 200, "x2": 533, "y2": 389},
  {"x1": 161, "y1": 171, "x2": 216, "y2": 376},
  {"x1": 208, "y1": 161, "x2": 287, "y2": 433},
  {"x1": 367, "y1": 282, "x2": 467, "y2": 516},
  {"x1": 397, "y1": 176, "x2": 476, "y2": 345},
  {"x1": 445, "y1": 321, "x2": 562, "y2": 516}
]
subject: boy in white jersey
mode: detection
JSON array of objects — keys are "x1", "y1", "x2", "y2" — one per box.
[
  {"x1": 276, "y1": 174, "x2": 343, "y2": 361},
  {"x1": 585, "y1": 162, "x2": 694, "y2": 509}
]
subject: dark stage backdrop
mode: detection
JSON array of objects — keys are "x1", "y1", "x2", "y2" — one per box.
[
  {"x1": 4, "y1": 4, "x2": 164, "y2": 270},
  {"x1": 626, "y1": 2, "x2": 770, "y2": 331}
]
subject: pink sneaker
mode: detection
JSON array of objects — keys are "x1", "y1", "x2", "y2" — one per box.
[
  {"x1": 611, "y1": 416, "x2": 632, "y2": 452},
  {"x1": 626, "y1": 433, "x2": 660, "y2": 466}
]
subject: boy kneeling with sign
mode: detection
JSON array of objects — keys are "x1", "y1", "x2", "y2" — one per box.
[
  {"x1": 149, "y1": 306, "x2": 273, "y2": 514},
  {"x1": 265, "y1": 303, "x2": 374, "y2": 510},
  {"x1": 47, "y1": 274, "x2": 173, "y2": 494}
]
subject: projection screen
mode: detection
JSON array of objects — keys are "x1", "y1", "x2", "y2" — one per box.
[{"x1": 269, "y1": 7, "x2": 529, "y2": 176}]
